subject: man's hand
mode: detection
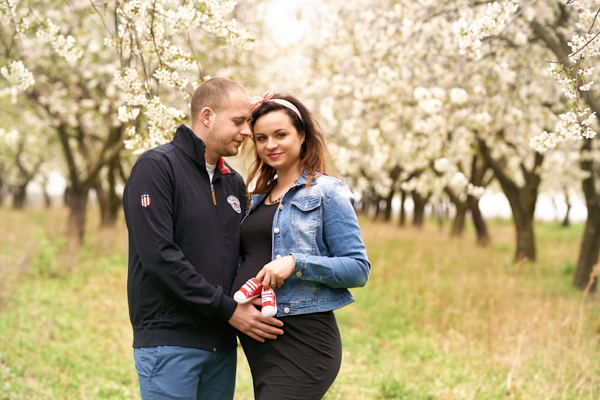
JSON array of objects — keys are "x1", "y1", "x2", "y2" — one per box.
[{"x1": 228, "y1": 302, "x2": 284, "y2": 342}]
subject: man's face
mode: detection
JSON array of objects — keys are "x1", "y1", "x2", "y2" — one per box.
[{"x1": 205, "y1": 92, "x2": 252, "y2": 160}]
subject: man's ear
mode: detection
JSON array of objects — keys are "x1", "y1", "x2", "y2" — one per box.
[{"x1": 199, "y1": 107, "x2": 214, "y2": 127}]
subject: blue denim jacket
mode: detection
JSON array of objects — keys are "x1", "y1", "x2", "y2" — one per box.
[{"x1": 241, "y1": 173, "x2": 371, "y2": 317}]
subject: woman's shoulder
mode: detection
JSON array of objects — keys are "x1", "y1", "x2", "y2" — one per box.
[
  {"x1": 304, "y1": 175, "x2": 353, "y2": 202},
  {"x1": 312, "y1": 174, "x2": 345, "y2": 187},
  {"x1": 313, "y1": 174, "x2": 353, "y2": 192}
]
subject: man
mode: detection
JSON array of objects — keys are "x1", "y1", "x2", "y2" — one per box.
[{"x1": 123, "y1": 77, "x2": 284, "y2": 400}]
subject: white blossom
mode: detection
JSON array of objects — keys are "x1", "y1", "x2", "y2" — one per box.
[
  {"x1": 0, "y1": 60, "x2": 35, "y2": 103},
  {"x1": 117, "y1": 106, "x2": 141, "y2": 123},
  {"x1": 434, "y1": 158, "x2": 452, "y2": 173},
  {"x1": 112, "y1": 0, "x2": 254, "y2": 151},
  {"x1": 36, "y1": 19, "x2": 82, "y2": 64},
  {"x1": 450, "y1": 88, "x2": 468, "y2": 104},
  {"x1": 453, "y1": 1, "x2": 519, "y2": 59},
  {"x1": 579, "y1": 81, "x2": 593, "y2": 91},
  {"x1": 122, "y1": 0, "x2": 147, "y2": 21}
]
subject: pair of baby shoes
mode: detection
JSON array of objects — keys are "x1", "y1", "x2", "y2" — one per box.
[{"x1": 233, "y1": 278, "x2": 277, "y2": 317}]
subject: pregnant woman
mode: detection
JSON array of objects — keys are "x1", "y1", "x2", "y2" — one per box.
[{"x1": 230, "y1": 90, "x2": 371, "y2": 400}]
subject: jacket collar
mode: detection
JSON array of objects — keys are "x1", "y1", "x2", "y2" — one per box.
[
  {"x1": 172, "y1": 124, "x2": 231, "y2": 175},
  {"x1": 215, "y1": 157, "x2": 231, "y2": 175},
  {"x1": 248, "y1": 171, "x2": 317, "y2": 209},
  {"x1": 293, "y1": 171, "x2": 318, "y2": 188}
]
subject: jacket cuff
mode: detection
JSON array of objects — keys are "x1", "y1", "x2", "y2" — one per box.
[
  {"x1": 290, "y1": 252, "x2": 307, "y2": 276},
  {"x1": 216, "y1": 295, "x2": 238, "y2": 321}
]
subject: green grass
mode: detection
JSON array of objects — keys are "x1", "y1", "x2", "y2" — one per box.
[{"x1": 0, "y1": 208, "x2": 598, "y2": 399}]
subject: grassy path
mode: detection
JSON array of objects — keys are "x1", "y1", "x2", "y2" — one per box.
[{"x1": 0, "y1": 209, "x2": 598, "y2": 399}]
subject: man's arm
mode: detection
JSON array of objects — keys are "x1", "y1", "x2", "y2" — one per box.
[{"x1": 125, "y1": 158, "x2": 236, "y2": 320}]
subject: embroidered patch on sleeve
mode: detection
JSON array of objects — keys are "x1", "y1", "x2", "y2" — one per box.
[
  {"x1": 141, "y1": 194, "x2": 151, "y2": 207},
  {"x1": 227, "y1": 195, "x2": 241, "y2": 214}
]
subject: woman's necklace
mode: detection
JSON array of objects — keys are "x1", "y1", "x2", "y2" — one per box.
[{"x1": 268, "y1": 178, "x2": 298, "y2": 204}]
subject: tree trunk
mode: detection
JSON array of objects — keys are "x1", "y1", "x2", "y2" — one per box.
[
  {"x1": 373, "y1": 195, "x2": 383, "y2": 221},
  {"x1": 444, "y1": 187, "x2": 468, "y2": 237},
  {"x1": 52, "y1": 119, "x2": 125, "y2": 243},
  {"x1": 44, "y1": 191, "x2": 52, "y2": 209},
  {"x1": 399, "y1": 189, "x2": 406, "y2": 227},
  {"x1": 106, "y1": 157, "x2": 122, "y2": 225},
  {"x1": 477, "y1": 137, "x2": 541, "y2": 261},
  {"x1": 451, "y1": 202, "x2": 468, "y2": 237},
  {"x1": 64, "y1": 186, "x2": 70, "y2": 207},
  {"x1": 503, "y1": 185, "x2": 538, "y2": 262},
  {"x1": 468, "y1": 154, "x2": 492, "y2": 246},
  {"x1": 437, "y1": 202, "x2": 446, "y2": 233},
  {"x1": 42, "y1": 178, "x2": 52, "y2": 209},
  {"x1": 358, "y1": 190, "x2": 373, "y2": 216},
  {"x1": 562, "y1": 189, "x2": 571, "y2": 227},
  {"x1": 0, "y1": 178, "x2": 4, "y2": 207},
  {"x1": 384, "y1": 188, "x2": 395, "y2": 222},
  {"x1": 93, "y1": 177, "x2": 111, "y2": 227},
  {"x1": 93, "y1": 158, "x2": 122, "y2": 227},
  {"x1": 469, "y1": 195, "x2": 491, "y2": 246},
  {"x1": 513, "y1": 211, "x2": 536, "y2": 261},
  {"x1": 573, "y1": 204, "x2": 600, "y2": 291},
  {"x1": 12, "y1": 184, "x2": 28, "y2": 209},
  {"x1": 412, "y1": 191, "x2": 429, "y2": 228},
  {"x1": 530, "y1": 21, "x2": 600, "y2": 289},
  {"x1": 66, "y1": 186, "x2": 90, "y2": 243},
  {"x1": 573, "y1": 139, "x2": 600, "y2": 291},
  {"x1": 12, "y1": 141, "x2": 41, "y2": 210}
]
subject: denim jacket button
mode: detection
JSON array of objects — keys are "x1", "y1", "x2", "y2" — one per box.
[
  {"x1": 274, "y1": 228, "x2": 280, "y2": 234},
  {"x1": 279, "y1": 204, "x2": 284, "y2": 210},
  {"x1": 296, "y1": 271, "x2": 302, "y2": 277},
  {"x1": 284, "y1": 307, "x2": 290, "y2": 314},
  {"x1": 276, "y1": 255, "x2": 282, "y2": 259}
]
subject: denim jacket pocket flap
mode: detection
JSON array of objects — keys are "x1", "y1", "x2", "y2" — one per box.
[{"x1": 290, "y1": 197, "x2": 321, "y2": 212}]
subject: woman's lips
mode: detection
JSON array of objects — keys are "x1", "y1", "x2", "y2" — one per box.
[{"x1": 268, "y1": 153, "x2": 282, "y2": 159}]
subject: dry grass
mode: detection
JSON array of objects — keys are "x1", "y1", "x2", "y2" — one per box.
[
  {"x1": 0, "y1": 208, "x2": 68, "y2": 309},
  {"x1": 320, "y1": 220, "x2": 600, "y2": 399},
  {"x1": 1, "y1": 209, "x2": 598, "y2": 399}
]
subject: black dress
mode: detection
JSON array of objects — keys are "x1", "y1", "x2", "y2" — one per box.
[{"x1": 231, "y1": 200, "x2": 342, "y2": 400}]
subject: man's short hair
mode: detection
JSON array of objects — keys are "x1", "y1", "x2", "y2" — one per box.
[{"x1": 191, "y1": 77, "x2": 247, "y2": 125}]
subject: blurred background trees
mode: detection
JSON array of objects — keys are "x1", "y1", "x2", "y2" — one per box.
[{"x1": 1, "y1": 0, "x2": 598, "y2": 290}]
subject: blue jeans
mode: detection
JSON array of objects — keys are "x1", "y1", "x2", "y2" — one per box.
[{"x1": 134, "y1": 346, "x2": 236, "y2": 400}]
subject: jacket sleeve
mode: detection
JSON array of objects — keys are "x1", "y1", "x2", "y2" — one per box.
[
  {"x1": 125, "y1": 158, "x2": 237, "y2": 321},
  {"x1": 290, "y1": 182, "x2": 371, "y2": 288}
]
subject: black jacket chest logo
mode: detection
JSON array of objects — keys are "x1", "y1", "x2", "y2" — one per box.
[{"x1": 227, "y1": 195, "x2": 241, "y2": 214}]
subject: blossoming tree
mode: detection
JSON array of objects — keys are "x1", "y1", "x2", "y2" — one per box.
[
  {"x1": 455, "y1": 0, "x2": 600, "y2": 287},
  {"x1": 301, "y1": 0, "x2": 564, "y2": 258},
  {"x1": 0, "y1": 0, "x2": 253, "y2": 241}
]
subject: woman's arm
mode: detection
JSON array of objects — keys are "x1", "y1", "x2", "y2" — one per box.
[
  {"x1": 291, "y1": 182, "x2": 371, "y2": 288},
  {"x1": 256, "y1": 182, "x2": 371, "y2": 289}
]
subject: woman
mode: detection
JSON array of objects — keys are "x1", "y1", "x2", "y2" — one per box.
[{"x1": 230, "y1": 90, "x2": 371, "y2": 400}]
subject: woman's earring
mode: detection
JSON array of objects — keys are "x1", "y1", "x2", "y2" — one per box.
[{"x1": 300, "y1": 141, "x2": 307, "y2": 159}]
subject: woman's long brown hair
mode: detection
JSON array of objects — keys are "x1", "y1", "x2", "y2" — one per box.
[{"x1": 242, "y1": 93, "x2": 336, "y2": 197}]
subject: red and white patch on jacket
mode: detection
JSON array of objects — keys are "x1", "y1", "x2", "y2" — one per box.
[
  {"x1": 227, "y1": 195, "x2": 241, "y2": 214},
  {"x1": 140, "y1": 194, "x2": 151, "y2": 207}
]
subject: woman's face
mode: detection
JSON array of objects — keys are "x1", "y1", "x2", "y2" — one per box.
[{"x1": 253, "y1": 110, "x2": 304, "y2": 173}]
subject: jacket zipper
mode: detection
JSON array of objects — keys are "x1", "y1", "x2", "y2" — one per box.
[
  {"x1": 211, "y1": 176, "x2": 224, "y2": 352},
  {"x1": 210, "y1": 183, "x2": 217, "y2": 205}
]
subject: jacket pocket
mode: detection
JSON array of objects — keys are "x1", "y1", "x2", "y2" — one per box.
[
  {"x1": 290, "y1": 197, "x2": 322, "y2": 255},
  {"x1": 290, "y1": 197, "x2": 322, "y2": 231},
  {"x1": 300, "y1": 280, "x2": 321, "y2": 301},
  {"x1": 138, "y1": 275, "x2": 164, "y2": 325}
]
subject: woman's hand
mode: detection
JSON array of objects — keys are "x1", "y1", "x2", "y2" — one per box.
[{"x1": 256, "y1": 255, "x2": 296, "y2": 289}]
